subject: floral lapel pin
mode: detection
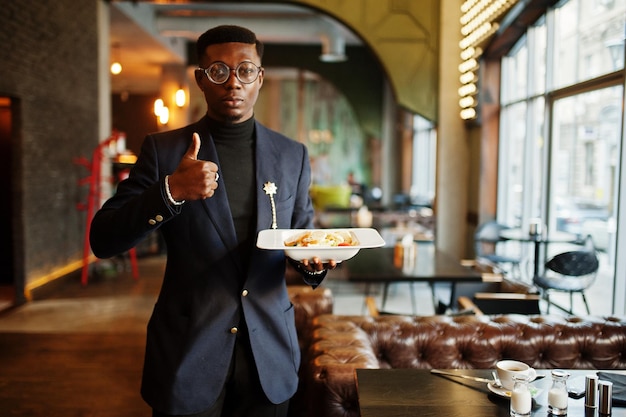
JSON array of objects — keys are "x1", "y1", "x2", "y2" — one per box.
[{"x1": 263, "y1": 181, "x2": 278, "y2": 229}]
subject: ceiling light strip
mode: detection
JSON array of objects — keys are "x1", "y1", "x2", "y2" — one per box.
[{"x1": 459, "y1": 0, "x2": 519, "y2": 120}]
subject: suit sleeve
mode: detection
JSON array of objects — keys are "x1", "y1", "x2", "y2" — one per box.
[{"x1": 89, "y1": 135, "x2": 179, "y2": 259}]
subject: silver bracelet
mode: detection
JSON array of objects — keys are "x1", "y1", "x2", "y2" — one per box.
[{"x1": 164, "y1": 175, "x2": 185, "y2": 206}]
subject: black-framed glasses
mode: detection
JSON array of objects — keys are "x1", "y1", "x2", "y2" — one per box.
[{"x1": 196, "y1": 61, "x2": 263, "y2": 85}]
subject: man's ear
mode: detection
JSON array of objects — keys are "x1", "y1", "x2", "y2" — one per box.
[
  {"x1": 194, "y1": 69, "x2": 205, "y2": 89},
  {"x1": 257, "y1": 69, "x2": 264, "y2": 88}
]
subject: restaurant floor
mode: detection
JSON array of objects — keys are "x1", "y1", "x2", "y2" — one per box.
[{"x1": 0, "y1": 252, "x2": 613, "y2": 416}]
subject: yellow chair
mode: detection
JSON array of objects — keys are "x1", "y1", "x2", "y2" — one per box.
[{"x1": 310, "y1": 184, "x2": 352, "y2": 211}]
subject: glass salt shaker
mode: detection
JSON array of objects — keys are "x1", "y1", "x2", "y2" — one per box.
[
  {"x1": 548, "y1": 369, "x2": 570, "y2": 415},
  {"x1": 510, "y1": 374, "x2": 532, "y2": 417}
]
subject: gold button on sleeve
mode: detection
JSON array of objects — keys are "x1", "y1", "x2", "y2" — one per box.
[
  {"x1": 155, "y1": 215, "x2": 164, "y2": 222},
  {"x1": 148, "y1": 219, "x2": 157, "y2": 225},
  {"x1": 230, "y1": 327, "x2": 238, "y2": 334}
]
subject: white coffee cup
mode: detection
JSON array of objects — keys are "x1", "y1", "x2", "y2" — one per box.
[{"x1": 496, "y1": 360, "x2": 537, "y2": 390}]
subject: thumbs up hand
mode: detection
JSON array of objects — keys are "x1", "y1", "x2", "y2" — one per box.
[{"x1": 167, "y1": 132, "x2": 219, "y2": 201}]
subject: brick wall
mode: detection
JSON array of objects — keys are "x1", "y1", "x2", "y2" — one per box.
[{"x1": 0, "y1": 0, "x2": 100, "y2": 293}]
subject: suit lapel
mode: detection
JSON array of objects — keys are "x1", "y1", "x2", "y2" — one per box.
[
  {"x1": 255, "y1": 123, "x2": 282, "y2": 232},
  {"x1": 193, "y1": 121, "x2": 240, "y2": 255}
]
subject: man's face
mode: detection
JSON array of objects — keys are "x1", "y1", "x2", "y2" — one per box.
[{"x1": 195, "y1": 42, "x2": 263, "y2": 123}]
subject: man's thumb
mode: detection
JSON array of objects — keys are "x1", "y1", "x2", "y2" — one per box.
[{"x1": 184, "y1": 133, "x2": 201, "y2": 160}]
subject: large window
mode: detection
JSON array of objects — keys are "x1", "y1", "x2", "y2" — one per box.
[
  {"x1": 549, "y1": 87, "x2": 622, "y2": 257},
  {"x1": 497, "y1": 0, "x2": 625, "y2": 315},
  {"x1": 552, "y1": 0, "x2": 626, "y2": 89},
  {"x1": 411, "y1": 114, "x2": 436, "y2": 207}
]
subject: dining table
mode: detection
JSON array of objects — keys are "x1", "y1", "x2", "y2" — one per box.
[
  {"x1": 499, "y1": 228, "x2": 579, "y2": 280},
  {"x1": 356, "y1": 368, "x2": 626, "y2": 417},
  {"x1": 328, "y1": 244, "x2": 483, "y2": 314}
]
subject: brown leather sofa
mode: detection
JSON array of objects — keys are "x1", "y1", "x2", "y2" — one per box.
[
  {"x1": 287, "y1": 285, "x2": 334, "y2": 351},
  {"x1": 300, "y1": 313, "x2": 626, "y2": 417}
]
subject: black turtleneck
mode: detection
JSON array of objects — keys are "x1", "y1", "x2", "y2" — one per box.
[{"x1": 205, "y1": 116, "x2": 256, "y2": 268}]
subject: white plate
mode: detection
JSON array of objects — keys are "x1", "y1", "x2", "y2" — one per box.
[
  {"x1": 487, "y1": 383, "x2": 541, "y2": 399},
  {"x1": 256, "y1": 228, "x2": 385, "y2": 262}
]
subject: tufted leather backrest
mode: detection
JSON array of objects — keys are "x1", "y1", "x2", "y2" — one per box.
[
  {"x1": 302, "y1": 314, "x2": 626, "y2": 417},
  {"x1": 287, "y1": 286, "x2": 333, "y2": 351}
]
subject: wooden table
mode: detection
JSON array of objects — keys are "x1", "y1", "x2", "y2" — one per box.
[
  {"x1": 356, "y1": 368, "x2": 626, "y2": 417},
  {"x1": 332, "y1": 245, "x2": 483, "y2": 313}
]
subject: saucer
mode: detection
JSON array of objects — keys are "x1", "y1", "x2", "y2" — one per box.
[
  {"x1": 487, "y1": 383, "x2": 541, "y2": 399},
  {"x1": 487, "y1": 382, "x2": 511, "y2": 398}
]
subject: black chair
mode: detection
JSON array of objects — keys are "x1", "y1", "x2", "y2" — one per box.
[
  {"x1": 474, "y1": 220, "x2": 522, "y2": 278},
  {"x1": 533, "y1": 246, "x2": 599, "y2": 315}
]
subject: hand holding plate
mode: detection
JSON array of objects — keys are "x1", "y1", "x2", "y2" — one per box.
[{"x1": 300, "y1": 257, "x2": 337, "y2": 273}]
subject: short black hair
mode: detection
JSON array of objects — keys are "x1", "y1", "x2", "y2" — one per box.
[{"x1": 196, "y1": 25, "x2": 264, "y2": 62}]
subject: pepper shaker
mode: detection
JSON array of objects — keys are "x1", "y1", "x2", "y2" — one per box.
[
  {"x1": 599, "y1": 380, "x2": 613, "y2": 415},
  {"x1": 585, "y1": 374, "x2": 598, "y2": 409}
]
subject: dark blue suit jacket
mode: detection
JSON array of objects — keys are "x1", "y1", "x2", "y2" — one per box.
[{"x1": 90, "y1": 116, "x2": 315, "y2": 414}]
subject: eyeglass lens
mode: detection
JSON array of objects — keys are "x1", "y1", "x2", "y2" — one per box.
[{"x1": 206, "y1": 62, "x2": 260, "y2": 84}]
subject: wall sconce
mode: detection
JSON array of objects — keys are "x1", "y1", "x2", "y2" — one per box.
[
  {"x1": 158, "y1": 106, "x2": 170, "y2": 125},
  {"x1": 110, "y1": 62, "x2": 122, "y2": 75},
  {"x1": 175, "y1": 87, "x2": 186, "y2": 107},
  {"x1": 154, "y1": 98, "x2": 169, "y2": 125},
  {"x1": 154, "y1": 99, "x2": 164, "y2": 116}
]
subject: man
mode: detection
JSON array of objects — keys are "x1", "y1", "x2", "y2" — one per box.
[{"x1": 90, "y1": 25, "x2": 334, "y2": 417}]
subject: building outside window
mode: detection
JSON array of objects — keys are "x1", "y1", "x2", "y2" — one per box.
[{"x1": 497, "y1": 0, "x2": 625, "y2": 315}]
